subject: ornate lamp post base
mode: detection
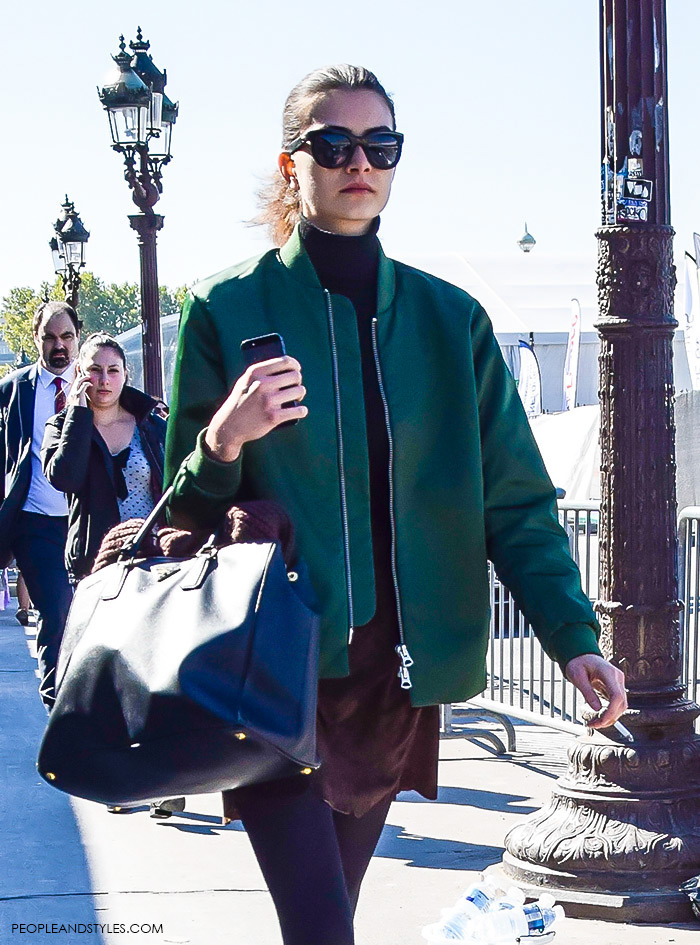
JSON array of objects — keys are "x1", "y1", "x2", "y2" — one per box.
[{"x1": 502, "y1": 720, "x2": 700, "y2": 921}]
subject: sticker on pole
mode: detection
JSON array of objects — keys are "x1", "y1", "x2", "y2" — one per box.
[
  {"x1": 622, "y1": 178, "x2": 653, "y2": 200},
  {"x1": 617, "y1": 200, "x2": 648, "y2": 223}
]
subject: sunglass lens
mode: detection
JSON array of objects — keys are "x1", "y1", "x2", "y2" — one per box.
[
  {"x1": 365, "y1": 133, "x2": 402, "y2": 169},
  {"x1": 312, "y1": 132, "x2": 354, "y2": 168}
]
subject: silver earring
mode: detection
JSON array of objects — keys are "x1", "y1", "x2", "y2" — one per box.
[{"x1": 289, "y1": 178, "x2": 298, "y2": 191}]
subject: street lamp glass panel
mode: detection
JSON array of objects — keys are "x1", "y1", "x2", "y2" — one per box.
[
  {"x1": 108, "y1": 104, "x2": 149, "y2": 146},
  {"x1": 149, "y1": 92, "x2": 163, "y2": 132},
  {"x1": 50, "y1": 238, "x2": 66, "y2": 274},
  {"x1": 63, "y1": 241, "x2": 85, "y2": 267},
  {"x1": 148, "y1": 120, "x2": 172, "y2": 159}
]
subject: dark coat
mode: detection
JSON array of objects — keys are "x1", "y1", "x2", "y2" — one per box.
[
  {"x1": 0, "y1": 363, "x2": 41, "y2": 567},
  {"x1": 42, "y1": 386, "x2": 166, "y2": 581}
]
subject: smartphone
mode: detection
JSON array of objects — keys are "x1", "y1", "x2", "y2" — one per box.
[{"x1": 240, "y1": 332, "x2": 299, "y2": 426}]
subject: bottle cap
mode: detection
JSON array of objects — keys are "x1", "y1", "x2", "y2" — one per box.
[{"x1": 506, "y1": 886, "x2": 526, "y2": 905}]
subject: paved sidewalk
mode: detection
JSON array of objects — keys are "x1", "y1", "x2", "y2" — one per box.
[{"x1": 1, "y1": 601, "x2": 697, "y2": 945}]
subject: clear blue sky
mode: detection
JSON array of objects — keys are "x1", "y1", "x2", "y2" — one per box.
[{"x1": 2, "y1": 0, "x2": 699, "y2": 300}]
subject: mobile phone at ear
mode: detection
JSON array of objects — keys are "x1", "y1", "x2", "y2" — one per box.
[{"x1": 240, "y1": 332, "x2": 299, "y2": 426}]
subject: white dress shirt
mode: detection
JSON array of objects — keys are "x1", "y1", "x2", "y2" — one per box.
[{"x1": 22, "y1": 362, "x2": 76, "y2": 516}]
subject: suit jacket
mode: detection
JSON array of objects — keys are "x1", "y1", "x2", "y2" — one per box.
[{"x1": 0, "y1": 363, "x2": 39, "y2": 567}]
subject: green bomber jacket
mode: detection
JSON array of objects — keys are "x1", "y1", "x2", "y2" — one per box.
[{"x1": 164, "y1": 225, "x2": 602, "y2": 707}]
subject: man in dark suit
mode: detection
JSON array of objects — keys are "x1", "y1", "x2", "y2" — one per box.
[{"x1": 0, "y1": 301, "x2": 80, "y2": 707}]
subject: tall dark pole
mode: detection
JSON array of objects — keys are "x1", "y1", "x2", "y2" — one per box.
[
  {"x1": 500, "y1": 0, "x2": 700, "y2": 921},
  {"x1": 129, "y1": 212, "x2": 164, "y2": 399},
  {"x1": 123, "y1": 140, "x2": 165, "y2": 401}
]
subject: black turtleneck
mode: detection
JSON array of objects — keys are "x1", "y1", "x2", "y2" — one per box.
[{"x1": 301, "y1": 218, "x2": 396, "y2": 627}]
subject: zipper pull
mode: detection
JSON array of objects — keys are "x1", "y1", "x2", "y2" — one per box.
[
  {"x1": 395, "y1": 644, "x2": 414, "y2": 689},
  {"x1": 395, "y1": 644, "x2": 414, "y2": 667},
  {"x1": 348, "y1": 626, "x2": 354, "y2": 644}
]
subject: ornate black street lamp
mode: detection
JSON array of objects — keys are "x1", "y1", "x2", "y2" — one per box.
[
  {"x1": 50, "y1": 196, "x2": 90, "y2": 309},
  {"x1": 501, "y1": 0, "x2": 700, "y2": 921},
  {"x1": 97, "y1": 28, "x2": 178, "y2": 400}
]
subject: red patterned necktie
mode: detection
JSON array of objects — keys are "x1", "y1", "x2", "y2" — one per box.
[{"x1": 52, "y1": 377, "x2": 66, "y2": 413}]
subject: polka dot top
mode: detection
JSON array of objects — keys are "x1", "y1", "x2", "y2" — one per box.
[{"x1": 116, "y1": 427, "x2": 155, "y2": 522}]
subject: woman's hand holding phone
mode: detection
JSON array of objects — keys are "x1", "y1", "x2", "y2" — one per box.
[
  {"x1": 204, "y1": 356, "x2": 308, "y2": 462},
  {"x1": 67, "y1": 371, "x2": 91, "y2": 408}
]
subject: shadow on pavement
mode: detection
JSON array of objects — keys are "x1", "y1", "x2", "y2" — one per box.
[
  {"x1": 0, "y1": 608, "x2": 103, "y2": 943},
  {"x1": 158, "y1": 816, "x2": 246, "y2": 836},
  {"x1": 376, "y1": 821, "x2": 503, "y2": 871},
  {"x1": 398, "y1": 786, "x2": 538, "y2": 814}
]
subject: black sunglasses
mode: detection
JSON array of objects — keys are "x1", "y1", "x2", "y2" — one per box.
[{"x1": 288, "y1": 127, "x2": 404, "y2": 170}]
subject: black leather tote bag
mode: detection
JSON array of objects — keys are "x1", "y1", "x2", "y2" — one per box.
[{"x1": 37, "y1": 488, "x2": 321, "y2": 806}]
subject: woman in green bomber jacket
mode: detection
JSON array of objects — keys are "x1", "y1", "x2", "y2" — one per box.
[{"x1": 165, "y1": 65, "x2": 627, "y2": 944}]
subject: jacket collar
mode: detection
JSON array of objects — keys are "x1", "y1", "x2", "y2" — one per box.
[
  {"x1": 17, "y1": 362, "x2": 39, "y2": 387},
  {"x1": 278, "y1": 222, "x2": 396, "y2": 313},
  {"x1": 119, "y1": 385, "x2": 160, "y2": 423}
]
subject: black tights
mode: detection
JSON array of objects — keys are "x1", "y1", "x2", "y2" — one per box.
[{"x1": 233, "y1": 776, "x2": 392, "y2": 945}]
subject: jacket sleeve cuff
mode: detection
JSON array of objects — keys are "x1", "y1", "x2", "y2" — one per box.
[
  {"x1": 548, "y1": 622, "x2": 603, "y2": 674},
  {"x1": 167, "y1": 429, "x2": 242, "y2": 530},
  {"x1": 183, "y1": 428, "x2": 242, "y2": 497}
]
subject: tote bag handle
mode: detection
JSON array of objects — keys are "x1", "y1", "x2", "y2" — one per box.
[{"x1": 116, "y1": 485, "x2": 175, "y2": 564}]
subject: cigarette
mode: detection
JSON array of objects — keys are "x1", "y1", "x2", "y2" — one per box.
[{"x1": 613, "y1": 720, "x2": 634, "y2": 742}]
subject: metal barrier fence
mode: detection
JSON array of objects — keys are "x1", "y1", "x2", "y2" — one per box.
[
  {"x1": 458, "y1": 501, "x2": 700, "y2": 743},
  {"x1": 678, "y1": 507, "x2": 700, "y2": 710},
  {"x1": 467, "y1": 502, "x2": 600, "y2": 736}
]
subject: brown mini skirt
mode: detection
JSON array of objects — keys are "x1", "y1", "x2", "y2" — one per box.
[{"x1": 223, "y1": 603, "x2": 439, "y2": 822}]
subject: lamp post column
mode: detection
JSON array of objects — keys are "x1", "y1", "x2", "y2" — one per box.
[
  {"x1": 63, "y1": 270, "x2": 81, "y2": 310},
  {"x1": 97, "y1": 30, "x2": 178, "y2": 402},
  {"x1": 129, "y1": 212, "x2": 164, "y2": 400},
  {"x1": 500, "y1": 0, "x2": 700, "y2": 921}
]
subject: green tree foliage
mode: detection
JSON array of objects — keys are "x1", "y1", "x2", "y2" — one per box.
[
  {"x1": 0, "y1": 272, "x2": 187, "y2": 370},
  {"x1": 0, "y1": 280, "x2": 64, "y2": 361}
]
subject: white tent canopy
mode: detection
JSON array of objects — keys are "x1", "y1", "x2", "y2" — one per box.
[
  {"x1": 396, "y1": 251, "x2": 692, "y2": 412},
  {"x1": 529, "y1": 394, "x2": 700, "y2": 511}
]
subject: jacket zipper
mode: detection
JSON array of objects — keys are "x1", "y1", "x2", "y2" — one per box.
[
  {"x1": 324, "y1": 290, "x2": 355, "y2": 643},
  {"x1": 371, "y1": 318, "x2": 414, "y2": 690}
]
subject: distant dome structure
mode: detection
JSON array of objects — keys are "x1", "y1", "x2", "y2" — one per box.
[{"x1": 518, "y1": 223, "x2": 536, "y2": 253}]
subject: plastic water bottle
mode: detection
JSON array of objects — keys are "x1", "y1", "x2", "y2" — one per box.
[
  {"x1": 421, "y1": 878, "x2": 499, "y2": 942},
  {"x1": 473, "y1": 899, "x2": 564, "y2": 942},
  {"x1": 489, "y1": 886, "x2": 526, "y2": 911}
]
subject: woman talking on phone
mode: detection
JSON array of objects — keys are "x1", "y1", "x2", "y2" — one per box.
[
  {"x1": 42, "y1": 332, "x2": 166, "y2": 583},
  {"x1": 164, "y1": 66, "x2": 627, "y2": 944}
]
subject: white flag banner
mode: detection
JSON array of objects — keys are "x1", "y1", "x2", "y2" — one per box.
[
  {"x1": 562, "y1": 299, "x2": 582, "y2": 411},
  {"x1": 683, "y1": 248, "x2": 700, "y2": 391},
  {"x1": 517, "y1": 340, "x2": 542, "y2": 418}
]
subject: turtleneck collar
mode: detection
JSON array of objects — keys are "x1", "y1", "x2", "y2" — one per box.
[
  {"x1": 299, "y1": 216, "x2": 380, "y2": 305},
  {"x1": 299, "y1": 215, "x2": 380, "y2": 241},
  {"x1": 277, "y1": 221, "x2": 396, "y2": 313}
]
